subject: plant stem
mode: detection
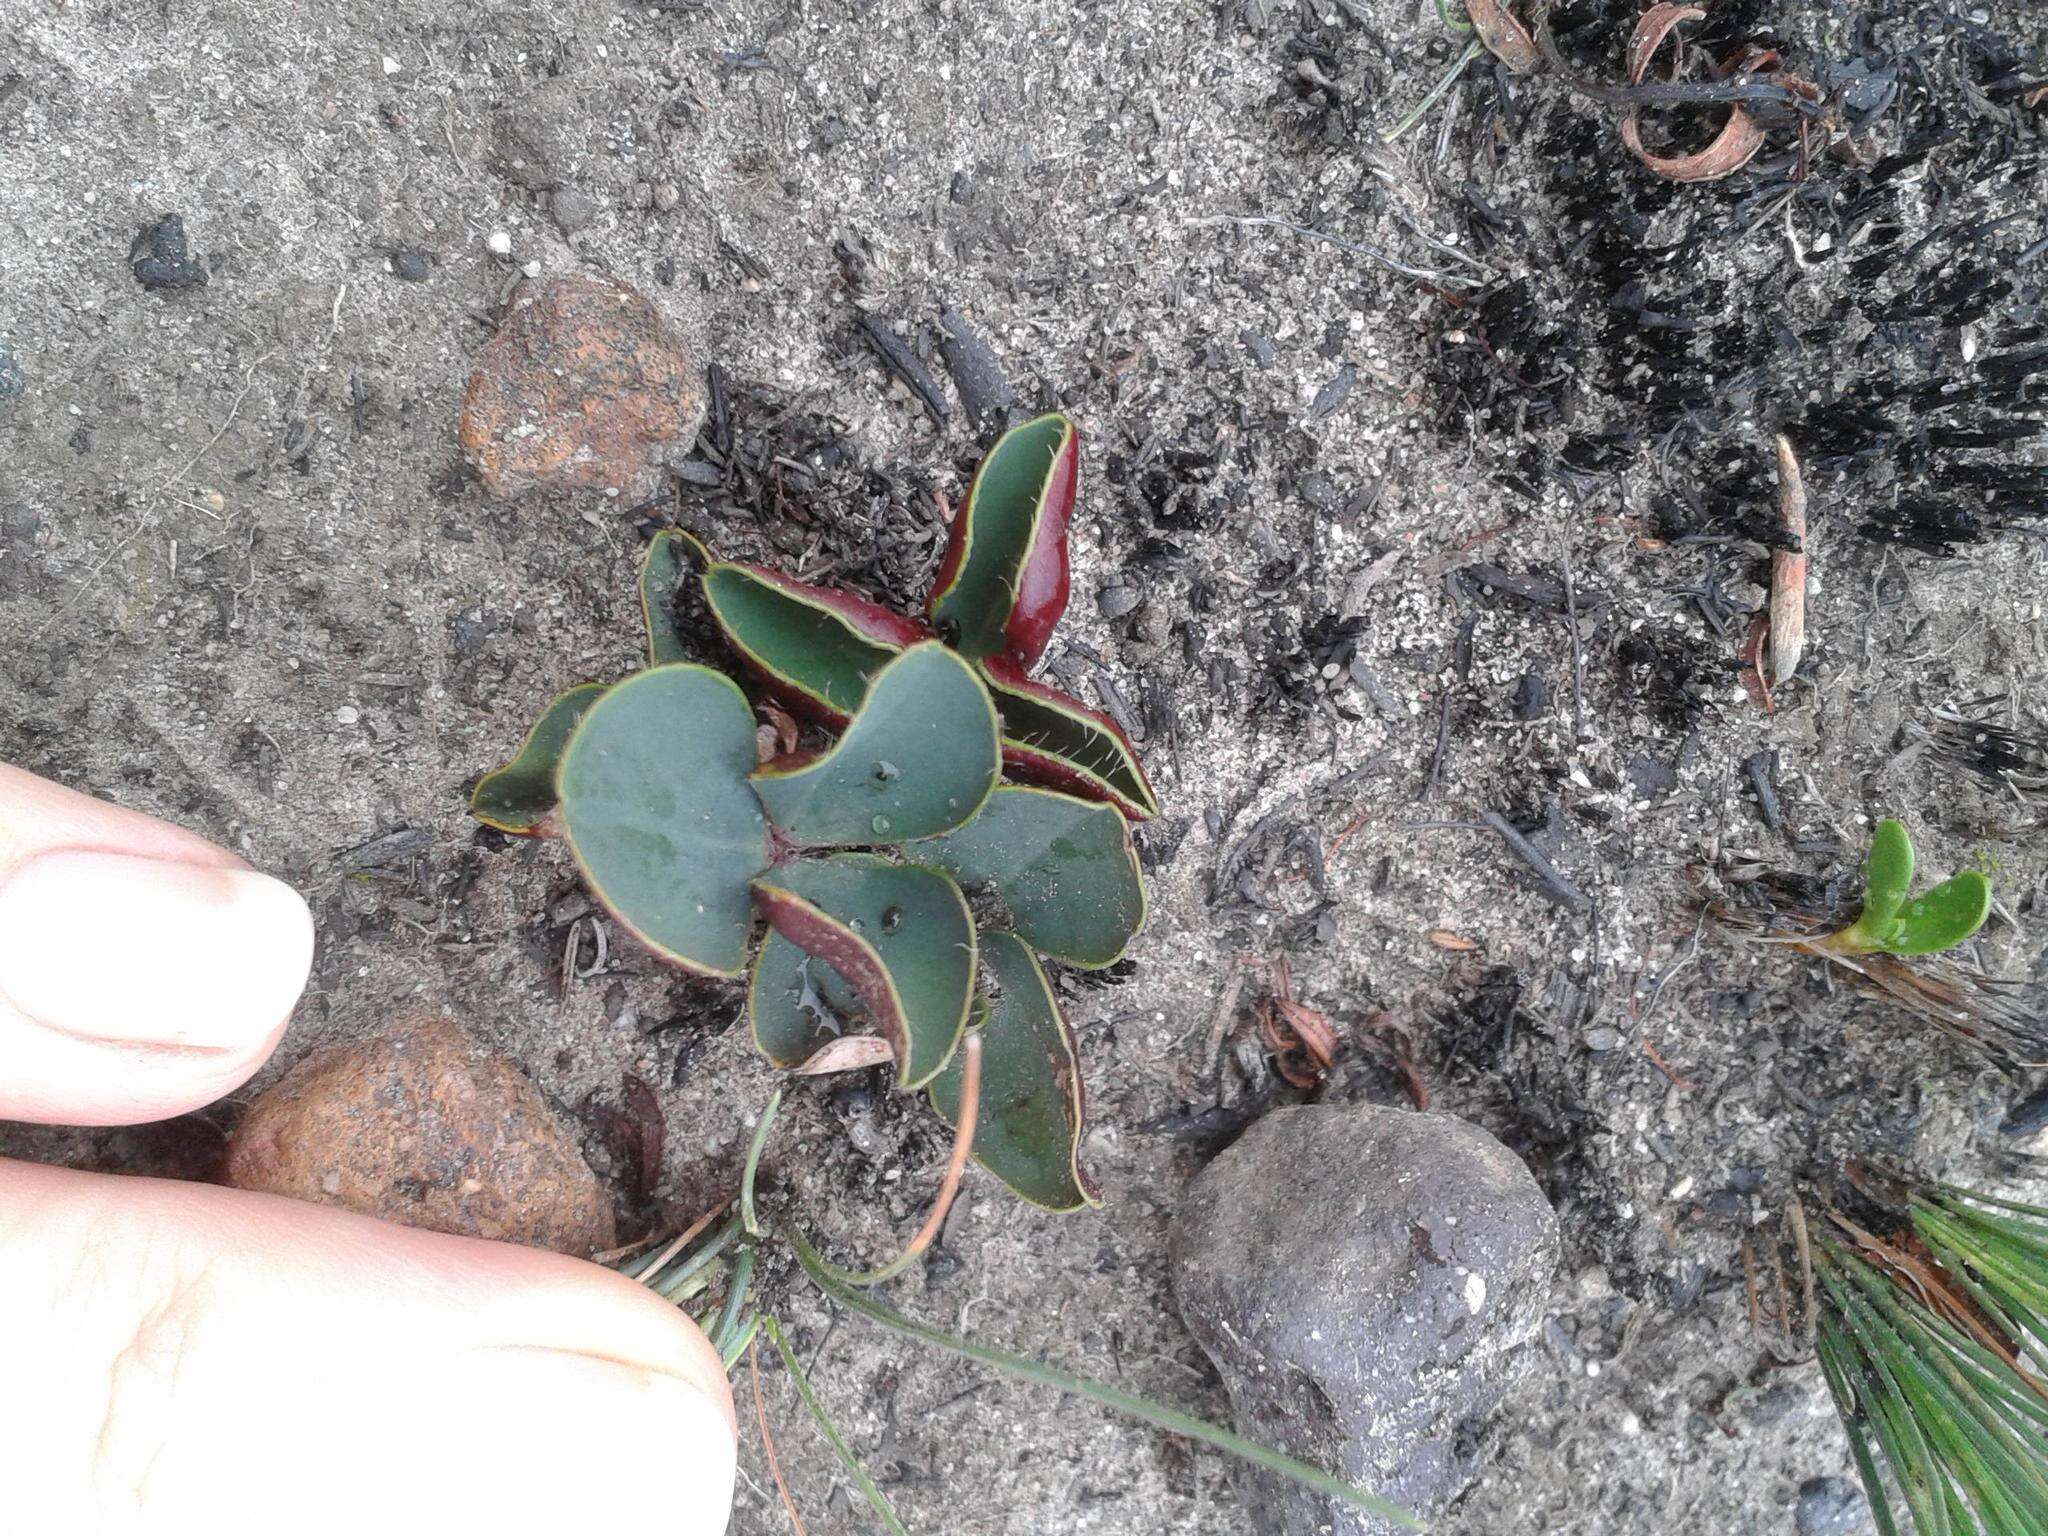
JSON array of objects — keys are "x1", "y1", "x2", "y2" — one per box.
[
  {"x1": 749, "y1": 1334, "x2": 810, "y2": 1536},
  {"x1": 815, "y1": 1034, "x2": 982, "y2": 1287},
  {"x1": 1382, "y1": 36, "x2": 1483, "y2": 142}
]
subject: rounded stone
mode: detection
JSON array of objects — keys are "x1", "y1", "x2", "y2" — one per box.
[
  {"x1": 225, "y1": 1013, "x2": 616, "y2": 1255},
  {"x1": 1795, "y1": 1476, "x2": 1869, "y2": 1536},
  {"x1": 457, "y1": 271, "x2": 704, "y2": 503},
  {"x1": 1171, "y1": 1103, "x2": 1560, "y2": 1535}
]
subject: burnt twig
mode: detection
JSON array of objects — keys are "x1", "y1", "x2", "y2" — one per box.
[
  {"x1": 856, "y1": 310, "x2": 949, "y2": 424},
  {"x1": 1404, "y1": 813, "x2": 1593, "y2": 914}
]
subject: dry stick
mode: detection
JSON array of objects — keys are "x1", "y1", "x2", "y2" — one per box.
[
  {"x1": 1741, "y1": 1237, "x2": 1764, "y2": 1334},
  {"x1": 1182, "y1": 213, "x2": 1477, "y2": 285},
  {"x1": 1558, "y1": 536, "x2": 1588, "y2": 742},
  {"x1": 822, "y1": 1034, "x2": 982, "y2": 1287},
  {"x1": 749, "y1": 1336, "x2": 810, "y2": 1536},
  {"x1": 1770, "y1": 434, "x2": 1809, "y2": 687},
  {"x1": 603, "y1": 1196, "x2": 732, "y2": 1275},
  {"x1": 59, "y1": 349, "x2": 276, "y2": 616},
  {"x1": 1789, "y1": 1196, "x2": 1818, "y2": 1345},
  {"x1": 1403, "y1": 814, "x2": 1593, "y2": 913},
  {"x1": 1201, "y1": 958, "x2": 1247, "y2": 1083}
]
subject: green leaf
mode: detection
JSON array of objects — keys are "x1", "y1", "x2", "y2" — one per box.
[
  {"x1": 750, "y1": 643, "x2": 1001, "y2": 846},
  {"x1": 470, "y1": 683, "x2": 608, "y2": 834},
  {"x1": 748, "y1": 926, "x2": 860, "y2": 1070},
  {"x1": 556, "y1": 665, "x2": 771, "y2": 976},
  {"x1": 751, "y1": 854, "x2": 976, "y2": 1089},
  {"x1": 763, "y1": 1316, "x2": 912, "y2": 1536},
  {"x1": 981, "y1": 655, "x2": 1160, "y2": 821},
  {"x1": 789, "y1": 1230, "x2": 1420, "y2": 1530},
  {"x1": 1883, "y1": 871, "x2": 1993, "y2": 956},
  {"x1": 701, "y1": 560, "x2": 927, "y2": 722},
  {"x1": 927, "y1": 413, "x2": 1078, "y2": 664},
  {"x1": 1864, "y1": 819, "x2": 1916, "y2": 929},
  {"x1": 930, "y1": 931, "x2": 1098, "y2": 1212},
  {"x1": 915, "y1": 786, "x2": 1145, "y2": 968},
  {"x1": 639, "y1": 529, "x2": 704, "y2": 665}
]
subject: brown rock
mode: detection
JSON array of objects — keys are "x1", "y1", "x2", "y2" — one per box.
[
  {"x1": 225, "y1": 1014, "x2": 617, "y2": 1255},
  {"x1": 457, "y1": 272, "x2": 703, "y2": 502}
]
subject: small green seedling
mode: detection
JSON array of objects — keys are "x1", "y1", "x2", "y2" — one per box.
[
  {"x1": 1822, "y1": 820, "x2": 1992, "y2": 958},
  {"x1": 471, "y1": 415, "x2": 1150, "y2": 1212}
]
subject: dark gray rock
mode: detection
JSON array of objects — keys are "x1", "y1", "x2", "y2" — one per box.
[
  {"x1": 388, "y1": 247, "x2": 432, "y2": 282},
  {"x1": 130, "y1": 214, "x2": 207, "y2": 291},
  {"x1": 1795, "y1": 1476, "x2": 1868, "y2": 1536},
  {"x1": 0, "y1": 341, "x2": 23, "y2": 403},
  {"x1": 1171, "y1": 1104, "x2": 1559, "y2": 1535},
  {"x1": 551, "y1": 187, "x2": 599, "y2": 235}
]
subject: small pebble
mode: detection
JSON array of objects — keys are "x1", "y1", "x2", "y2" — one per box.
[
  {"x1": 551, "y1": 187, "x2": 598, "y2": 234},
  {"x1": 381, "y1": 54, "x2": 402, "y2": 75},
  {"x1": 335, "y1": 705, "x2": 361, "y2": 725},
  {"x1": 1796, "y1": 1476, "x2": 1868, "y2": 1536},
  {"x1": 652, "y1": 181, "x2": 680, "y2": 212},
  {"x1": 486, "y1": 230, "x2": 513, "y2": 256},
  {"x1": 1583, "y1": 1027, "x2": 1623, "y2": 1053},
  {"x1": 1099, "y1": 584, "x2": 1143, "y2": 619}
]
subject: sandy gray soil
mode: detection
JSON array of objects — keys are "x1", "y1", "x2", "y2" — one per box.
[{"x1": 3, "y1": 1, "x2": 2046, "y2": 1531}]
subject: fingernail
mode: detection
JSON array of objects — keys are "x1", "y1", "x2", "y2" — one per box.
[{"x1": 0, "y1": 849, "x2": 313, "y2": 1051}]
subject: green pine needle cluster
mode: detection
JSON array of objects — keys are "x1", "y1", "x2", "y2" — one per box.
[{"x1": 1816, "y1": 1176, "x2": 2048, "y2": 1535}]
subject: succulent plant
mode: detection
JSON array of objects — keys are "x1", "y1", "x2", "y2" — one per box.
[
  {"x1": 470, "y1": 415, "x2": 1149, "y2": 1210},
  {"x1": 1823, "y1": 820, "x2": 1992, "y2": 959}
]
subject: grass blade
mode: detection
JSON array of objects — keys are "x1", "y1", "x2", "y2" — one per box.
[
  {"x1": 744, "y1": 1090, "x2": 782, "y2": 1237},
  {"x1": 763, "y1": 1315, "x2": 911, "y2": 1536},
  {"x1": 791, "y1": 1229, "x2": 1420, "y2": 1529}
]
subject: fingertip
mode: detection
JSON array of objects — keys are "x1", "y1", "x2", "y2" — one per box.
[
  {"x1": 0, "y1": 851, "x2": 311, "y2": 1124},
  {"x1": 433, "y1": 1346, "x2": 737, "y2": 1527}
]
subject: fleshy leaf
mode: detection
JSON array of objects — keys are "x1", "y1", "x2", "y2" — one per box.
[
  {"x1": 556, "y1": 665, "x2": 771, "y2": 976},
  {"x1": 751, "y1": 642, "x2": 1000, "y2": 846},
  {"x1": 929, "y1": 931, "x2": 1098, "y2": 1211},
  {"x1": 915, "y1": 786, "x2": 1144, "y2": 968},
  {"x1": 981, "y1": 655, "x2": 1159, "y2": 820},
  {"x1": 749, "y1": 925, "x2": 859, "y2": 1069},
  {"x1": 927, "y1": 414, "x2": 1078, "y2": 666},
  {"x1": 1883, "y1": 871, "x2": 1992, "y2": 956},
  {"x1": 639, "y1": 529, "x2": 705, "y2": 665},
  {"x1": 751, "y1": 853, "x2": 976, "y2": 1089},
  {"x1": 1859, "y1": 819, "x2": 1915, "y2": 930},
  {"x1": 701, "y1": 560, "x2": 927, "y2": 723},
  {"x1": 470, "y1": 683, "x2": 608, "y2": 835}
]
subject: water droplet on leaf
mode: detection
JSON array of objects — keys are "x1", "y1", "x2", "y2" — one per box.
[
  {"x1": 881, "y1": 906, "x2": 904, "y2": 933},
  {"x1": 871, "y1": 814, "x2": 892, "y2": 835},
  {"x1": 871, "y1": 760, "x2": 900, "y2": 783}
]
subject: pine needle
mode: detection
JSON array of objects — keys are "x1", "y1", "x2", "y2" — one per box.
[{"x1": 1815, "y1": 1177, "x2": 2048, "y2": 1534}]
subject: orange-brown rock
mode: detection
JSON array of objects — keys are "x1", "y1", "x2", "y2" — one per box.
[
  {"x1": 457, "y1": 271, "x2": 703, "y2": 502},
  {"x1": 225, "y1": 1014, "x2": 616, "y2": 1255}
]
